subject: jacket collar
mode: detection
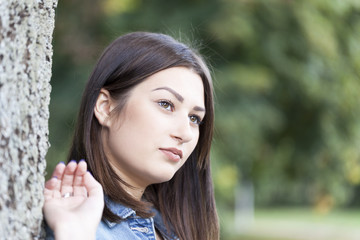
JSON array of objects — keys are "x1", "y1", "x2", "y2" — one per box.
[
  {"x1": 103, "y1": 196, "x2": 178, "y2": 239},
  {"x1": 103, "y1": 196, "x2": 136, "y2": 228}
]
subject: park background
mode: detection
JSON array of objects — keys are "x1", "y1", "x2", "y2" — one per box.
[{"x1": 46, "y1": 0, "x2": 360, "y2": 239}]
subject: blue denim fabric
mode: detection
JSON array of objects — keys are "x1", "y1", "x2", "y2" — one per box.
[
  {"x1": 98, "y1": 197, "x2": 178, "y2": 240},
  {"x1": 45, "y1": 196, "x2": 178, "y2": 240}
]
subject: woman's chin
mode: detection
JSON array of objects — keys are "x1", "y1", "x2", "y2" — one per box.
[{"x1": 149, "y1": 172, "x2": 176, "y2": 185}]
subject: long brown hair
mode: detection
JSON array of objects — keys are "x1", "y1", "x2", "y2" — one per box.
[{"x1": 68, "y1": 32, "x2": 219, "y2": 240}]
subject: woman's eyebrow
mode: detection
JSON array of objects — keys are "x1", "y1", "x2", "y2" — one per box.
[
  {"x1": 152, "y1": 87, "x2": 205, "y2": 112},
  {"x1": 152, "y1": 87, "x2": 184, "y2": 102},
  {"x1": 193, "y1": 106, "x2": 205, "y2": 112}
]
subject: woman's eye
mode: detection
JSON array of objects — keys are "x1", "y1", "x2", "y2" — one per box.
[
  {"x1": 189, "y1": 115, "x2": 202, "y2": 125},
  {"x1": 158, "y1": 100, "x2": 174, "y2": 111}
]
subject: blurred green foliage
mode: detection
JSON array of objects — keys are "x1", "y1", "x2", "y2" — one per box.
[{"x1": 48, "y1": 0, "x2": 360, "y2": 235}]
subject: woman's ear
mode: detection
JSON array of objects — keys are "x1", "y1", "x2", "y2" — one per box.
[{"x1": 94, "y1": 89, "x2": 114, "y2": 127}]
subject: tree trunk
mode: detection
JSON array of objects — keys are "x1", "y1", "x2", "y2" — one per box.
[{"x1": 0, "y1": 0, "x2": 57, "y2": 238}]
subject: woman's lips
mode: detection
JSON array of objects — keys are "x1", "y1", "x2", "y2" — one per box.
[{"x1": 159, "y1": 148, "x2": 183, "y2": 162}]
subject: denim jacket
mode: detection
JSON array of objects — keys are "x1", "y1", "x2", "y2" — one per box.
[{"x1": 45, "y1": 197, "x2": 179, "y2": 240}]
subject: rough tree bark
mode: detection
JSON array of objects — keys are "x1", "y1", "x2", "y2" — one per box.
[{"x1": 0, "y1": 0, "x2": 57, "y2": 238}]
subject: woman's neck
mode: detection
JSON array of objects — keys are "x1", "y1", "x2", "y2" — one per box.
[
  {"x1": 108, "y1": 160, "x2": 147, "y2": 200},
  {"x1": 123, "y1": 184, "x2": 145, "y2": 201}
]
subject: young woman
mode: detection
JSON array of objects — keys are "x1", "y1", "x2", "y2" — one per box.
[{"x1": 43, "y1": 32, "x2": 219, "y2": 240}]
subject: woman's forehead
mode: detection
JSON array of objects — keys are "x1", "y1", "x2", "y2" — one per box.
[{"x1": 138, "y1": 67, "x2": 204, "y2": 102}]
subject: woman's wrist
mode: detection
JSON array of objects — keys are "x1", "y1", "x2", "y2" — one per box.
[{"x1": 54, "y1": 222, "x2": 96, "y2": 240}]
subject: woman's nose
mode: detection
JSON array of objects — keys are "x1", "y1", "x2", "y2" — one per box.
[{"x1": 171, "y1": 116, "x2": 193, "y2": 143}]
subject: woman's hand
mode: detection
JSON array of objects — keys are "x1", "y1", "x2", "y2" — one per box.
[{"x1": 43, "y1": 160, "x2": 104, "y2": 240}]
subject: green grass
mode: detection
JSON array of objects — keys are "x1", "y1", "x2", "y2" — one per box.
[
  {"x1": 253, "y1": 207, "x2": 360, "y2": 226},
  {"x1": 227, "y1": 236, "x2": 294, "y2": 240},
  {"x1": 220, "y1": 207, "x2": 360, "y2": 240}
]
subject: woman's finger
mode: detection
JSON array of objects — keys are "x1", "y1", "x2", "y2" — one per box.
[
  {"x1": 83, "y1": 172, "x2": 103, "y2": 201},
  {"x1": 51, "y1": 162, "x2": 66, "y2": 179},
  {"x1": 60, "y1": 160, "x2": 77, "y2": 196},
  {"x1": 47, "y1": 162, "x2": 66, "y2": 192},
  {"x1": 44, "y1": 177, "x2": 58, "y2": 200},
  {"x1": 44, "y1": 176, "x2": 58, "y2": 190},
  {"x1": 44, "y1": 162, "x2": 66, "y2": 198},
  {"x1": 73, "y1": 160, "x2": 88, "y2": 197}
]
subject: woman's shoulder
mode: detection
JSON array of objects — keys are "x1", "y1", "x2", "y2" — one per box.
[
  {"x1": 97, "y1": 197, "x2": 138, "y2": 239},
  {"x1": 152, "y1": 208, "x2": 179, "y2": 240},
  {"x1": 100, "y1": 197, "x2": 178, "y2": 240}
]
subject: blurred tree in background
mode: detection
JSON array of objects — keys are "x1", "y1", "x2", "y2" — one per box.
[{"x1": 48, "y1": 0, "x2": 360, "y2": 237}]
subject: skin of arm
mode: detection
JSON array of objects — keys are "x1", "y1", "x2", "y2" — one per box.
[{"x1": 43, "y1": 161, "x2": 104, "y2": 240}]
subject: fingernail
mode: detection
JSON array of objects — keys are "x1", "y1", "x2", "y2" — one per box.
[
  {"x1": 52, "y1": 176, "x2": 58, "y2": 179},
  {"x1": 79, "y1": 159, "x2": 85, "y2": 162},
  {"x1": 59, "y1": 161, "x2": 65, "y2": 165},
  {"x1": 69, "y1": 159, "x2": 77, "y2": 163}
]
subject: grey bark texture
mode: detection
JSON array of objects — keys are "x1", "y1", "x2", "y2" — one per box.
[{"x1": 0, "y1": 0, "x2": 57, "y2": 239}]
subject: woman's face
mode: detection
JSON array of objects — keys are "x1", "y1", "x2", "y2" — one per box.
[{"x1": 104, "y1": 67, "x2": 205, "y2": 189}]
